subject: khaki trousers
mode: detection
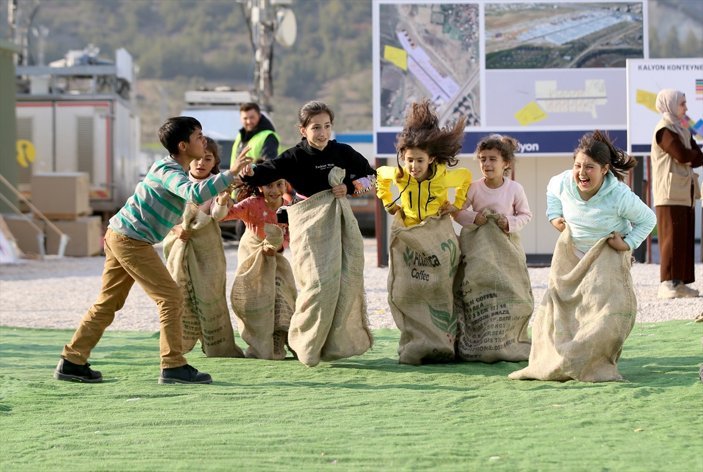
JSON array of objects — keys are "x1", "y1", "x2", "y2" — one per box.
[{"x1": 62, "y1": 229, "x2": 187, "y2": 369}]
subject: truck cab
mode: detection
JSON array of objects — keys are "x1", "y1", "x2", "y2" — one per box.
[{"x1": 181, "y1": 88, "x2": 275, "y2": 171}]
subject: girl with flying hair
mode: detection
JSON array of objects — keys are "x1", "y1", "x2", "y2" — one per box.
[
  {"x1": 377, "y1": 99, "x2": 472, "y2": 226},
  {"x1": 376, "y1": 100, "x2": 472, "y2": 365}
]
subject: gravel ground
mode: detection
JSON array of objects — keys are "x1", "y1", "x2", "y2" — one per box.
[{"x1": 1, "y1": 238, "x2": 702, "y2": 332}]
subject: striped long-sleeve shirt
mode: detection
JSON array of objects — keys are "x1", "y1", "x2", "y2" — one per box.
[{"x1": 109, "y1": 156, "x2": 234, "y2": 244}]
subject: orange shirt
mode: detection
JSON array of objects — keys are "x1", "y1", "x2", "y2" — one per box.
[{"x1": 219, "y1": 196, "x2": 289, "y2": 248}]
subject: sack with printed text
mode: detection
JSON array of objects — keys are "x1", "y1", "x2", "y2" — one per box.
[
  {"x1": 509, "y1": 225, "x2": 636, "y2": 382},
  {"x1": 454, "y1": 212, "x2": 533, "y2": 363},
  {"x1": 164, "y1": 203, "x2": 244, "y2": 357},
  {"x1": 387, "y1": 214, "x2": 459, "y2": 365}
]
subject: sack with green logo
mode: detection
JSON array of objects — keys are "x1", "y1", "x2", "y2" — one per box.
[
  {"x1": 230, "y1": 223, "x2": 296, "y2": 360},
  {"x1": 453, "y1": 212, "x2": 533, "y2": 363},
  {"x1": 509, "y1": 225, "x2": 636, "y2": 382},
  {"x1": 388, "y1": 214, "x2": 459, "y2": 365},
  {"x1": 164, "y1": 203, "x2": 244, "y2": 358}
]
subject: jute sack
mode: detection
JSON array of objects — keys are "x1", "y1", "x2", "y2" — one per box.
[
  {"x1": 286, "y1": 167, "x2": 373, "y2": 367},
  {"x1": 230, "y1": 224, "x2": 296, "y2": 360},
  {"x1": 388, "y1": 214, "x2": 459, "y2": 365},
  {"x1": 509, "y1": 225, "x2": 636, "y2": 382},
  {"x1": 163, "y1": 203, "x2": 244, "y2": 357},
  {"x1": 454, "y1": 212, "x2": 533, "y2": 362}
]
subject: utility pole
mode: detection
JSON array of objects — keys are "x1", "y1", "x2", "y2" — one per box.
[
  {"x1": 240, "y1": 0, "x2": 295, "y2": 113},
  {"x1": 6, "y1": 0, "x2": 40, "y2": 66}
]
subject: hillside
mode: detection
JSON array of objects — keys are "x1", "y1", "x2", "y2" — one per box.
[
  {"x1": 5, "y1": 0, "x2": 702, "y2": 149},
  {"x1": 9, "y1": 0, "x2": 373, "y2": 147}
]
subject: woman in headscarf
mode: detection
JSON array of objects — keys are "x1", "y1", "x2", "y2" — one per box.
[{"x1": 651, "y1": 89, "x2": 703, "y2": 299}]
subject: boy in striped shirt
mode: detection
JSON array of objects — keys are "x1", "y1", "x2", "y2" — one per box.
[{"x1": 55, "y1": 116, "x2": 251, "y2": 384}]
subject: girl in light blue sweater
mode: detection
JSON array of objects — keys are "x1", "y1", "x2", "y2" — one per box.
[
  {"x1": 509, "y1": 131, "x2": 656, "y2": 382},
  {"x1": 546, "y1": 130, "x2": 655, "y2": 257}
]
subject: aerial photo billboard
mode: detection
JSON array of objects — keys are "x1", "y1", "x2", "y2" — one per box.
[
  {"x1": 373, "y1": 0, "x2": 647, "y2": 155},
  {"x1": 378, "y1": 2, "x2": 480, "y2": 129}
]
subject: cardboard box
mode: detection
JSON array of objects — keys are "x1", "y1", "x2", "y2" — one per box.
[
  {"x1": 2, "y1": 214, "x2": 45, "y2": 256},
  {"x1": 46, "y1": 216, "x2": 103, "y2": 257},
  {"x1": 31, "y1": 172, "x2": 91, "y2": 218}
]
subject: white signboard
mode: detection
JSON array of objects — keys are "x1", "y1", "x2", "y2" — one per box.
[
  {"x1": 374, "y1": 0, "x2": 647, "y2": 155},
  {"x1": 626, "y1": 58, "x2": 703, "y2": 155}
]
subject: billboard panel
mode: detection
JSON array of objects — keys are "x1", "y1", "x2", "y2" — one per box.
[
  {"x1": 485, "y1": 2, "x2": 644, "y2": 69},
  {"x1": 373, "y1": 0, "x2": 647, "y2": 155},
  {"x1": 486, "y1": 68, "x2": 626, "y2": 128},
  {"x1": 378, "y1": 3, "x2": 480, "y2": 129},
  {"x1": 626, "y1": 58, "x2": 703, "y2": 154}
]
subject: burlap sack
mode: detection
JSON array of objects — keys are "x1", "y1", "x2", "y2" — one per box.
[
  {"x1": 388, "y1": 214, "x2": 459, "y2": 365},
  {"x1": 286, "y1": 167, "x2": 373, "y2": 367},
  {"x1": 509, "y1": 225, "x2": 636, "y2": 382},
  {"x1": 230, "y1": 224, "x2": 296, "y2": 360},
  {"x1": 163, "y1": 204, "x2": 244, "y2": 357},
  {"x1": 454, "y1": 213, "x2": 533, "y2": 362}
]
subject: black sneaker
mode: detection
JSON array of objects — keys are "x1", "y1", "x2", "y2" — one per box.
[
  {"x1": 158, "y1": 364, "x2": 212, "y2": 384},
  {"x1": 54, "y1": 358, "x2": 103, "y2": 383}
]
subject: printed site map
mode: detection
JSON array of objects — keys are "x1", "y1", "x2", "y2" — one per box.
[{"x1": 379, "y1": 3, "x2": 480, "y2": 128}]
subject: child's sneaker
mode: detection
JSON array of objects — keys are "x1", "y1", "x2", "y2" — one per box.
[
  {"x1": 158, "y1": 364, "x2": 212, "y2": 384},
  {"x1": 54, "y1": 358, "x2": 103, "y2": 383}
]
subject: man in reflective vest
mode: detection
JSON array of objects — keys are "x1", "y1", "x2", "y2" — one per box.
[{"x1": 230, "y1": 102, "x2": 283, "y2": 164}]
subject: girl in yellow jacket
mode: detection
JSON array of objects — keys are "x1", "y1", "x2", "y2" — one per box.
[{"x1": 376, "y1": 100, "x2": 472, "y2": 226}]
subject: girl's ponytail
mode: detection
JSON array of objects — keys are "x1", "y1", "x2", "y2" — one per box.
[
  {"x1": 593, "y1": 130, "x2": 636, "y2": 181},
  {"x1": 575, "y1": 130, "x2": 636, "y2": 182}
]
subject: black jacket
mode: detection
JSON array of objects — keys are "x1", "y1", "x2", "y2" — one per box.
[{"x1": 243, "y1": 138, "x2": 375, "y2": 197}]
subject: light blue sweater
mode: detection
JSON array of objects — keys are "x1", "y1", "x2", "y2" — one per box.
[
  {"x1": 546, "y1": 170, "x2": 656, "y2": 253},
  {"x1": 109, "y1": 156, "x2": 234, "y2": 244}
]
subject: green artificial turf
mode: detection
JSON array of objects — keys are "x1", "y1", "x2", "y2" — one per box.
[{"x1": 0, "y1": 322, "x2": 701, "y2": 471}]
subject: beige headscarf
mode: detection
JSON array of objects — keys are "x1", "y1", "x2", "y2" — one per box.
[{"x1": 655, "y1": 89, "x2": 691, "y2": 145}]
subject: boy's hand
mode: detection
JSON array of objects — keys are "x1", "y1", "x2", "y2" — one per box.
[
  {"x1": 331, "y1": 183, "x2": 347, "y2": 198},
  {"x1": 551, "y1": 217, "x2": 566, "y2": 232},
  {"x1": 262, "y1": 247, "x2": 276, "y2": 256},
  {"x1": 474, "y1": 212, "x2": 487, "y2": 226},
  {"x1": 230, "y1": 145, "x2": 253, "y2": 174},
  {"x1": 607, "y1": 232, "x2": 630, "y2": 252},
  {"x1": 239, "y1": 164, "x2": 253, "y2": 178}
]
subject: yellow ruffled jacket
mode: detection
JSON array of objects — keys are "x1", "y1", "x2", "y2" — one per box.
[{"x1": 376, "y1": 164, "x2": 472, "y2": 227}]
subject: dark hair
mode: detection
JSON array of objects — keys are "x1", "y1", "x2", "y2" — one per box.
[
  {"x1": 476, "y1": 134, "x2": 519, "y2": 175},
  {"x1": 574, "y1": 130, "x2": 636, "y2": 182},
  {"x1": 236, "y1": 177, "x2": 287, "y2": 201},
  {"x1": 240, "y1": 102, "x2": 261, "y2": 114},
  {"x1": 204, "y1": 137, "x2": 221, "y2": 174},
  {"x1": 395, "y1": 99, "x2": 465, "y2": 177},
  {"x1": 298, "y1": 101, "x2": 335, "y2": 128},
  {"x1": 158, "y1": 116, "x2": 202, "y2": 155}
]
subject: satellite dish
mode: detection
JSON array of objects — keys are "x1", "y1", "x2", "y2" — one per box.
[{"x1": 275, "y1": 8, "x2": 296, "y2": 48}]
